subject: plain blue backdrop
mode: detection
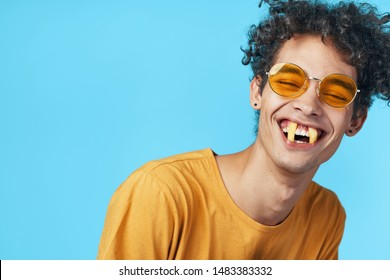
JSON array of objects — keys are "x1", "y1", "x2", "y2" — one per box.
[{"x1": 1, "y1": 0, "x2": 389, "y2": 260}]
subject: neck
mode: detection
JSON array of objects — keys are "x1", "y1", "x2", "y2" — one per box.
[{"x1": 216, "y1": 143, "x2": 318, "y2": 226}]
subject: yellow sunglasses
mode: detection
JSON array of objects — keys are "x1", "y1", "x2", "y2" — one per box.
[{"x1": 266, "y1": 62, "x2": 359, "y2": 108}]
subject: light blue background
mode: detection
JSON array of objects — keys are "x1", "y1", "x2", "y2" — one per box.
[{"x1": 1, "y1": 0, "x2": 389, "y2": 260}]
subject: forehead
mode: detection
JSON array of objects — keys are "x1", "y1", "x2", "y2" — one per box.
[{"x1": 274, "y1": 34, "x2": 357, "y2": 79}]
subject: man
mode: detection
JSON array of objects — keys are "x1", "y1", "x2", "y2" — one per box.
[{"x1": 97, "y1": 0, "x2": 390, "y2": 259}]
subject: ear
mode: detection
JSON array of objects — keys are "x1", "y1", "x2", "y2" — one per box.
[
  {"x1": 250, "y1": 76, "x2": 262, "y2": 110},
  {"x1": 345, "y1": 108, "x2": 368, "y2": 136}
]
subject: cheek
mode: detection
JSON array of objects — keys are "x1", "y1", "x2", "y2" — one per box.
[
  {"x1": 329, "y1": 109, "x2": 353, "y2": 134},
  {"x1": 260, "y1": 88, "x2": 288, "y2": 111}
]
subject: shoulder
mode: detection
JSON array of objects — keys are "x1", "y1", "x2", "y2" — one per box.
[
  {"x1": 134, "y1": 148, "x2": 216, "y2": 183},
  {"x1": 140, "y1": 148, "x2": 214, "y2": 174},
  {"x1": 117, "y1": 148, "x2": 217, "y2": 196},
  {"x1": 292, "y1": 182, "x2": 346, "y2": 259},
  {"x1": 301, "y1": 181, "x2": 346, "y2": 220},
  {"x1": 306, "y1": 181, "x2": 343, "y2": 204}
]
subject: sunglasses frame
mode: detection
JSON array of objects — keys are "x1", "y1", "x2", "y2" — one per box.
[{"x1": 266, "y1": 62, "x2": 360, "y2": 108}]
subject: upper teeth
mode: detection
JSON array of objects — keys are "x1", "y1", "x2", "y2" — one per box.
[
  {"x1": 284, "y1": 121, "x2": 319, "y2": 144},
  {"x1": 296, "y1": 128, "x2": 309, "y2": 137}
]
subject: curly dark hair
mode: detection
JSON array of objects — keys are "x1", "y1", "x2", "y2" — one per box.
[{"x1": 242, "y1": 0, "x2": 390, "y2": 121}]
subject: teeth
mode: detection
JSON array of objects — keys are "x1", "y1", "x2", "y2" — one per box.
[
  {"x1": 287, "y1": 122, "x2": 298, "y2": 142},
  {"x1": 285, "y1": 121, "x2": 319, "y2": 144},
  {"x1": 308, "y1": 127, "x2": 318, "y2": 144},
  {"x1": 295, "y1": 128, "x2": 308, "y2": 137}
]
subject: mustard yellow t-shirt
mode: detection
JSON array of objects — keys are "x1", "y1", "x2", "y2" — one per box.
[{"x1": 97, "y1": 148, "x2": 346, "y2": 260}]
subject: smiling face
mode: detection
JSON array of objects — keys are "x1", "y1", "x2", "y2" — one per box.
[{"x1": 250, "y1": 35, "x2": 367, "y2": 175}]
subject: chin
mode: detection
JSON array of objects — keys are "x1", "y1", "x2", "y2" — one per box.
[{"x1": 273, "y1": 157, "x2": 321, "y2": 175}]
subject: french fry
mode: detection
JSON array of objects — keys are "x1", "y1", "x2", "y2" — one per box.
[{"x1": 287, "y1": 122, "x2": 298, "y2": 142}]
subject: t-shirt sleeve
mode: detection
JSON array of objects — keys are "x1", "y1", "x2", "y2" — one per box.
[{"x1": 97, "y1": 170, "x2": 177, "y2": 260}]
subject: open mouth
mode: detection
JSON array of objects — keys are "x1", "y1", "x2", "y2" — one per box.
[{"x1": 280, "y1": 120, "x2": 323, "y2": 144}]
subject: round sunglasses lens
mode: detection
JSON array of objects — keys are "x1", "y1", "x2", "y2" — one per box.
[
  {"x1": 269, "y1": 63, "x2": 306, "y2": 97},
  {"x1": 319, "y1": 74, "x2": 357, "y2": 107}
]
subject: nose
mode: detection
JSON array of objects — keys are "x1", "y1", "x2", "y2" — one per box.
[{"x1": 291, "y1": 78, "x2": 323, "y2": 117}]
